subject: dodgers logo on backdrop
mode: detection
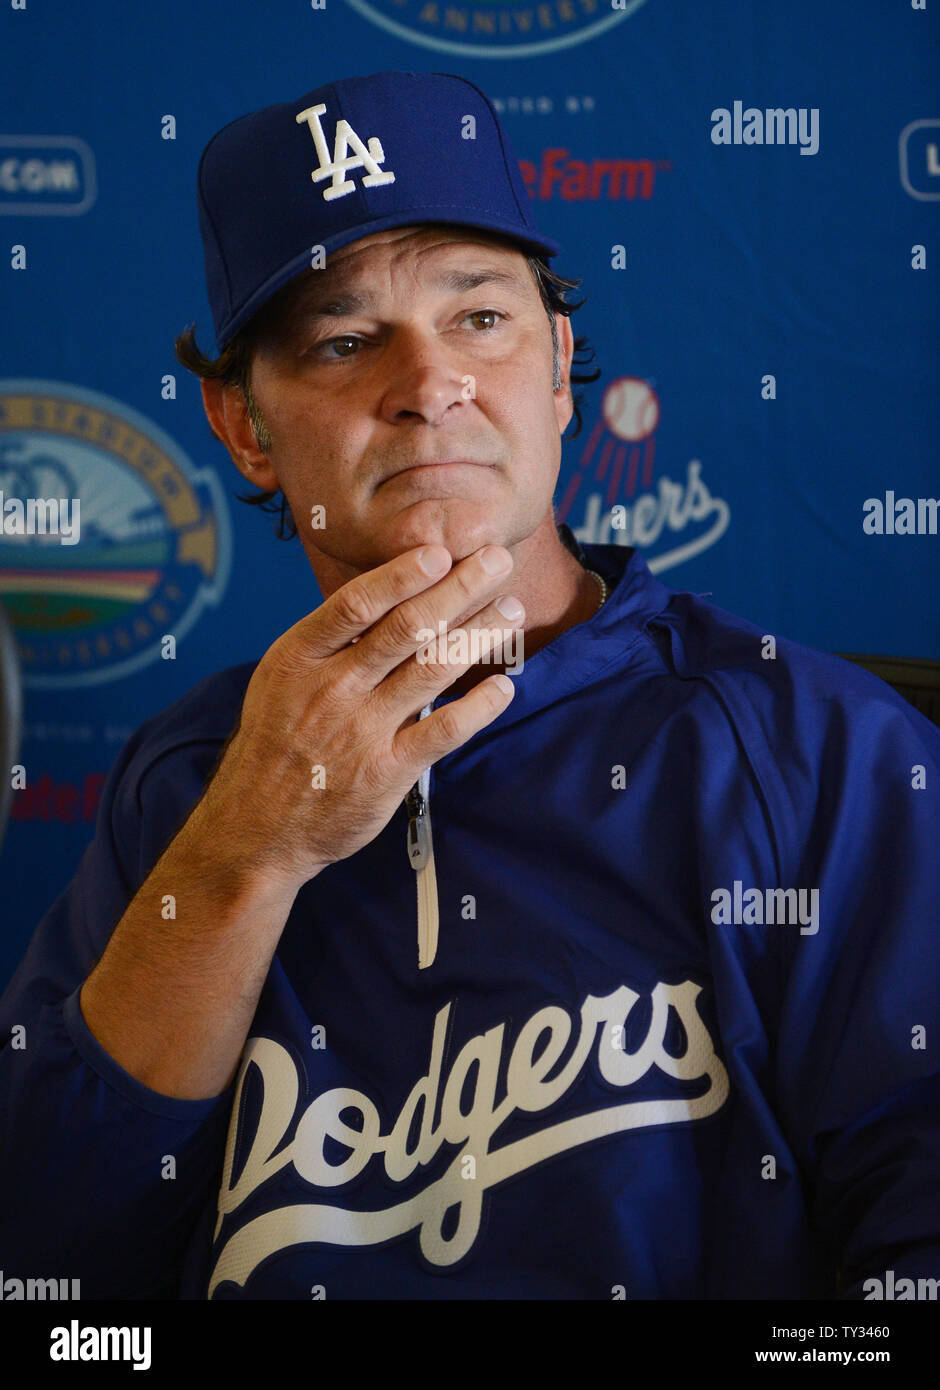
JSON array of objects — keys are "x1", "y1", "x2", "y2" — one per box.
[
  {"x1": 341, "y1": 0, "x2": 648, "y2": 59},
  {"x1": 558, "y1": 376, "x2": 730, "y2": 572},
  {"x1": 0, "y1": 381, "x2": 231, "y2": 689}
]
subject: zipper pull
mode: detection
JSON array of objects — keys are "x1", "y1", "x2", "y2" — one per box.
[
  {"x1": 405, "y1": 783, "x2": 430, "y2": 870},
  {"x1": 405, "y1": 705, "x2": 439, "y2": 970},
  {"x1": 405, "y1": 703, "x2": 434, "y2": 873}
]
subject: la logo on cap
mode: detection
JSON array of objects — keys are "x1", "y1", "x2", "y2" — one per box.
[{"x1": 295, "y1": 103, "x2": 396, "y2": 202}]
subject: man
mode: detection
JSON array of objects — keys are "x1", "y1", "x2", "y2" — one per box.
[{"x1": 1, "y1": 71, "x2": 938, "y2": 1301}]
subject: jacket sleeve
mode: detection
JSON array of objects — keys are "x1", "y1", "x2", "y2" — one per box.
[
  {"x1": 0, "y1": 716, "x2": 237, "y2": 1300},
  {"x1": 751, "y1": 659, "x2": 940, "y2": 1299}
]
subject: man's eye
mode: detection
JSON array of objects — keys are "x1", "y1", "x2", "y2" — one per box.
[
  {"x1": 315, "y1": 335, "x2": 361, "y2": 359},
  {"x1": 464, "y1": 309, "x2": 505, "y2": 331},
  {"x1": 310, "y1": 310, "x2": 506, "y2": 360}
]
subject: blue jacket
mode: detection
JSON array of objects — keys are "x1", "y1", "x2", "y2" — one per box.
[{"x1": 2, "y1": 535, "x2": 938, "y2": 1300}]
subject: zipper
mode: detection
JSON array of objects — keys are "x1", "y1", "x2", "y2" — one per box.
[{"x1": 406, "y1": 702, "x2": 439, "y2": 970}]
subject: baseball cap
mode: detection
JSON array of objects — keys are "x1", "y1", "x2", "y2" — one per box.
[{"x1": 197, "y1": 70, "x2": 563, "y2": 354}]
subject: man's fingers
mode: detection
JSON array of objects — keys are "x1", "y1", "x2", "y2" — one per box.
[
  {"x1": 374, "y1": 594, "x2": 526, "y2": 715},
  {"x1": 395, "y1": 672, "x2": 515, "y2": 768},
  {"x1": 339, "y1": 544, "x2": 515, "y2": 686},
  {"x1": 283, "y1": 545, "x2": 454, "y2": 662}
]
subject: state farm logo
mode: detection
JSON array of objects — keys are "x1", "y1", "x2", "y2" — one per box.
[
  {"x1": 558, "y1": 377, "x2": 730, "y2": 573},
  {"x1": 520, "y1": 149, "x2": 672, "y2": 201},
  {"x1": 10, "y1": 770, "x2": 104, "y2": 824}
]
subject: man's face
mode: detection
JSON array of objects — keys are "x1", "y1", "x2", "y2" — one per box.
[{"x1": 237, "y1": 224, "x2": 574, "y2": 579}]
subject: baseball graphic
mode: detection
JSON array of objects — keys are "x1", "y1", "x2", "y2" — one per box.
[{"x1": 602, "y1": 377, "x2": 661, "y2": 442}]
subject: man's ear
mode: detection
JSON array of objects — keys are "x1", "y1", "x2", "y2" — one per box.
[
  {"x1": 553, "y1": 313, "x2": 575, "y2": 436},
  {"x1": 200, "y1": 378, "x2": 280, "y2": 492}
]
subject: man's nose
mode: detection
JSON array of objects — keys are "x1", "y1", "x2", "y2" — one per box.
[{"x1": 379, "y1": 330, "x2": 471, "y2": 426}]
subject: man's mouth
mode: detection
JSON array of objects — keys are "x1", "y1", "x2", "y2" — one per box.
[{"x1": 382, "y1": 461, "x2": 491, "y2": 483}]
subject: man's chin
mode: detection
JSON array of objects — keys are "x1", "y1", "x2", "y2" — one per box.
[{"x1": 378, "y1": 498, "x2": 507, "y2": 564}]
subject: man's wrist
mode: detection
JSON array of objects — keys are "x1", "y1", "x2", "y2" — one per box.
[{"x1": 172, "y1": 797, "x2": 310, "y2": 915}]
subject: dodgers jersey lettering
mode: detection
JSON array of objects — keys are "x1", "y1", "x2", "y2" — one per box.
[
  {"x1": 209, "y1": 980, "x2": 729, "y2": 1295},
  {"x1": 1, "y1": 536, "x2": 938, "y2": 1299}
]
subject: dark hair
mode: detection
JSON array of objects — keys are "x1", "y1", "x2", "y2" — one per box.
[{"x1": 175, "y1": 250, "x2": 602, "y2": 542}]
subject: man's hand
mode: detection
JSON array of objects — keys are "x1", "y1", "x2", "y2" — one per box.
[
  {"x1": 78, "y1": 542, "x2": 523, "y2": 1098},
  {"x1": 200, "y1": 543, "x2": 524, "y2": 893}
]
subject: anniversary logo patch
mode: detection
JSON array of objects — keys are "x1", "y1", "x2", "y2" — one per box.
[
  {"x1": 341, "y1": 0, "x2": 647, "y2": 59},
  {"x1": 0, "y1": 380, "x2": 231, "y2": 688}
]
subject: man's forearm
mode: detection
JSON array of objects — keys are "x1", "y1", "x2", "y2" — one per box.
[{"x1": 79, "y1": 800, "x2": 303, "y2": 1101}]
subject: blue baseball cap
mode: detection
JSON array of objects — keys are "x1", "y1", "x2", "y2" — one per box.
[{"x1": 197, "y1": 70, "x2": 563, "y2": 353}]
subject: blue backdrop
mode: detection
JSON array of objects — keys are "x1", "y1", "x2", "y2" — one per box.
[{"x1": 1, "y1": 0, "x2": 938, "y2": 989}]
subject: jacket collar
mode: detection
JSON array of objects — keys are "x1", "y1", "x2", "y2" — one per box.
[{"x1": 431, "y1": 525, "x2": 679, "y2": 746}]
